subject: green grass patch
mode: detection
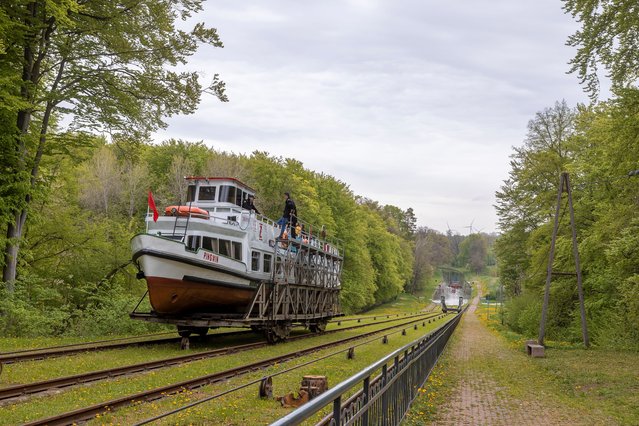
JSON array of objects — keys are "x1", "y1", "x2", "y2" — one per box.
[
  {"x1": 475, "y1": 280, "x2": 639, "y2": 424},
  {"x1": 0, "y1": 309, "x2": 447, "y2": 424}
]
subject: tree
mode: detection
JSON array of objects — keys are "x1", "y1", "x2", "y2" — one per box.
[
  {"x1": 495, "y1": 100, "x2": 576, "y2": 231},
  {"x1": 457, "y1": 233, "x2": 488, "y2": 273},
  {"x1": 564, "y1": 0, "x2": 639, "y2": 98},
  {"x1": 79, "y1": 145, "x2": 121, "y2": 215},
  {"x1": 1, "y1": 1, "x2": 227, "y2": 288},
  {"x1": 409, "y1": 227, "x2": 453, "y2": 294}
]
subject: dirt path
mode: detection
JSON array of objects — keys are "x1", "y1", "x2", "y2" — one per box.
[{"x1": 429, "y1": 294, "x2": 591, "y2": 426}]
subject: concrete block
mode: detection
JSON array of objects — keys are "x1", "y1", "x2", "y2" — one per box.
[{"x1": 526, "y1": 342, "x2": 545, "y2": 358}]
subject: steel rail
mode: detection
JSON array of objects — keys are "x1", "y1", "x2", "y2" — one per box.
[
  {"x1": 329, "y1": 312, "x2": 416, "y2": 324},
  {"x1": 0, "y1": 313, "x2": 442, "y2": 402},
  {"x1": 0, "y1": 330, "x2": 251, "y2": 364},
  {"x1": 20, "y1": 313, "x2": 448, "y2": 426},
  {"x1": 1, "y1": 313, "x2": 421, "y2": 364},
  {"x1": 0, "y1": 332, "x2": 174, "y2": 356}
]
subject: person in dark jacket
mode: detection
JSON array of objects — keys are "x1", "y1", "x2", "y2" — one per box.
[
  {"x1": 277, "y1": 192, "x2": 297, "y2": 238},
  {"x1": 242, "y1": 195, "x2": 260, "y2": 214}
]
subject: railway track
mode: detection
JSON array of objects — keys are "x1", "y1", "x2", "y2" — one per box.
[
  {"x1": 0, "y1": 313, "x2": 416, "y2": 365},
  {"x1": 16, "y1": 313, "x2": 450, "y2": 426},
  {"x1": 0, "y1": 312, "x2": 440, "y2": 402},
  {"x1": 0, "y1": 330, "x2": 252, "y2": 364}
]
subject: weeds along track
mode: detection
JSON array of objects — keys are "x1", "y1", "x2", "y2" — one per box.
[
  {"x1": 0, "y1": 312, "x2": 437, "y2": 402},
  {"x1": 0, "y1": 313, "x2": 415, "y2": 365},
  {"x1": 17, "y1": 313, "x2": 451, "y2": 426}
]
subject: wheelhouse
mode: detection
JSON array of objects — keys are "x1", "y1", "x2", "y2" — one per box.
[{"x1": 185, "y1": 177, "x2": 256, "y2": 211}]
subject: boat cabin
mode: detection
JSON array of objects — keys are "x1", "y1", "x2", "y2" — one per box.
[{"x1": 185, "y1": 177, "x2": 256, "y2": 211}]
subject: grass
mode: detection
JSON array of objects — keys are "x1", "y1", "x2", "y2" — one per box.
[
  {"x1": 364, "y1": 292, "x2": 436, "y2": 316},
  {"x1": 0, "y1": 294, "x2": 448, "y2": 425},
  {"x1": 479, "y1": 307, "x2": 639, "y2": 423},
  {"x1": 402, "y1": 348, "x2": 451, "y2": 425},
  {"x1": 407, "y1": 276, "x2": 639, "y2": 425}
]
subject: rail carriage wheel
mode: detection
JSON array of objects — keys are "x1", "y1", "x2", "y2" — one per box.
[
  {"x1": 177, "y1": 326, "x2": 192, "y2": 338},
  {"x1": 265, "y1": 321, "x2": 291, "y2": 344},
  {"x1": 309, "y1": 320, "x2": 328, "y2": 334},
  {"x1": 177, "y1": 326, "x2": 208, "y2": 338}
]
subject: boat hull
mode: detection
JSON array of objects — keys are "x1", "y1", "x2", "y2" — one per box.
[
  {"x1": 132, "y1": 234, "x2": 257, "y2": 315},
  {"x1": 146, "y1": 276, "x2": 256, "y2": 314}
]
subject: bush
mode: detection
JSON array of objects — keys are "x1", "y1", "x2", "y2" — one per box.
[
  {"x1": 505, "y1": 292, "x2": 541, "y2": 336},
  {"x1": 68, "y1": 293, "x2": 167, "y2": 336},
  {"x1": 0, "y1": 278, "x2": 72, "y2": 336}
]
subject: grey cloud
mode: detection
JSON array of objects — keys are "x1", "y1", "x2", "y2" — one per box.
[{"x1": 155, "y1": 0, "x2": 588, "y2": 233}]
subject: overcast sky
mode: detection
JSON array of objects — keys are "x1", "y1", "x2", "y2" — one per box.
[{"x1": 154, "y1": 0, "x2": 590, "y2": 234}]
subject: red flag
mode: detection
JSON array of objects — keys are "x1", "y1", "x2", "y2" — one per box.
[{"x1": 148, "y1": 190, "x2": 159, "y2": 222}]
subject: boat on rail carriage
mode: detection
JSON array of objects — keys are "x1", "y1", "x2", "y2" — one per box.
[
  {"x1": 130, "y1": 177, "x2": 343, "y2": 343},
  {"x1": 432, "y1": 267, "x2": 472, "y2": 313}
]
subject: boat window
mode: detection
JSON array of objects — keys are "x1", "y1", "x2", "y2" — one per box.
[
  {"x1": 232, "y1": 242, "x2": 242, "y2": 261},
  {"x1": 186, "y1": 236, "x2": 201, "y2": 251},
  {"x1": 186, "y1": 185, "x2": 196, "y2": 203},
  {"x1": 198, "y1": 186, "x2": 216, "y2": 201},
  {"x1": 218, "y1": 185, "x2": 237, "y2": 204},
  {"x1": 202, "y1": 237, "x2": 218, "y2": 253},
  {"x1": 251, "y1": 251, "x2": 260, "y2": 271},
  {"x1": 235, "y1": 190, "x2": 243, "y2": 207},
  {"x1": 263, "y1": 253, "x2": 272, "y2": 273},
  {"x1": 219, "y1": 239, "x2": 231, "y2": 257}
]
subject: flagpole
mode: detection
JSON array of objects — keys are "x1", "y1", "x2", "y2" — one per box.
[{"x1": 146, "y1": 204, "x2": 150, "y2": 233}]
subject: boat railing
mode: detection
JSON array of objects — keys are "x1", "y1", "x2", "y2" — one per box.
[{"x1": 271, "y1": 236, "x2": 342, "y2": 288}]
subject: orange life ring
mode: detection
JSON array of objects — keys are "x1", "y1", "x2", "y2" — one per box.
[{"x1": 165, "y1": 205, "x2": 209, "y2": 219}]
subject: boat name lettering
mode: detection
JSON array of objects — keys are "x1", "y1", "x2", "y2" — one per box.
[
  {"x1": 203, "y1": 252, "x2": 219, "y2": 263},
  {"x1": 259, "y1": 223, "x2": 263, "y2": 241}
]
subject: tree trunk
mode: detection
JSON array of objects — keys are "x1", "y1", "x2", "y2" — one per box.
[
  {"x1": 3, "y1": 209, "x2": 27, "y2": 291},
  {"x1": 2, "y1": 6, "x2": 60, "y2": 288}
]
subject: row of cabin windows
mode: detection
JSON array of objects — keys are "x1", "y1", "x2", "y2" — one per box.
[
  {"x1": 251, "y1": 251, "x2": 272, "y2": 274},
  {"x1": 187, "y1": 236, "x2": 242, "y2": 261},
  {"x1": 187, "y1": 185, "x2": 253, "y2": 207}
]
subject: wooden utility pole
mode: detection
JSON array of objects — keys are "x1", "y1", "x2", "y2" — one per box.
[{"x1": 538, "y1": 172, "x2": 590, "y2": 348}]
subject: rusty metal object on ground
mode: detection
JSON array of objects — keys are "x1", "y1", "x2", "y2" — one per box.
[
  {"x1": 277, "y1": 390, "x2": 309, "y2": 408},
  {"x1": 347, "y1": 347, "x2": 355, "y2": 359},
  {"x1": 259, "y1": 376, "x2": 273, "y2": 398}
]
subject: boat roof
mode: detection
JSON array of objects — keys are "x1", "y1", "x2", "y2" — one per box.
[{"x1": 185, "y1": 177, "x2": 255, "y2": 193}]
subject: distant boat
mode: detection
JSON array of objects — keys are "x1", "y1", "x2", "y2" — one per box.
[{"x1": 432, "y1": 267, "x2": 471, "y2": 310}]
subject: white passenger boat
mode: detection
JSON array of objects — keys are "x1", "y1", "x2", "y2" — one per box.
[{"x1": 131, "y1": 177, "x2": 342, "y2": 318}]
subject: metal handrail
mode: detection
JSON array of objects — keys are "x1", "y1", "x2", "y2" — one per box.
[{"x1": 270, "y1": 310, "x2": 464, "y2": 426}]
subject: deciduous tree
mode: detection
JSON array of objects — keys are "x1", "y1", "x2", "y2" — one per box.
[
  {"x1": 565, "y1": 0, "x2": 639, "y2": 98},
  {"x1": 1, "y1": 0, "x2": 226, "y2": 288}
]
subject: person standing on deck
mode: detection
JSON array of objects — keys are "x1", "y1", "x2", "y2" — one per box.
[
  {"x1": 277, "y1": 192, "x2": 296, "y2": 238},
  {"x1": 242, "y1": 195, "x2": 260, "y2": 214}
]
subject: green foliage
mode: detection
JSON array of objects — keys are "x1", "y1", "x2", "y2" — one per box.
[
  {"x1": 1, "y1": 0, "x2": 227, "y2": 285},
  {"x1": 504, "y1": 292, "x2": 541, "y2": 336},
  {"x1": 0, "y1": 276, "x2": 71, "y2": 336},
  {"x1": 457, "y1": 233, "x2": 488, "y2": 273},
  {"x1": 496, "y1": 93, "x2": 639, "y2": 348},
  {"x1": 409, "y1": 227, "x2": 453, "y2": 294},
  {"x1": 565, "y1": 0, "x2": 639, "y2": 98}
]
